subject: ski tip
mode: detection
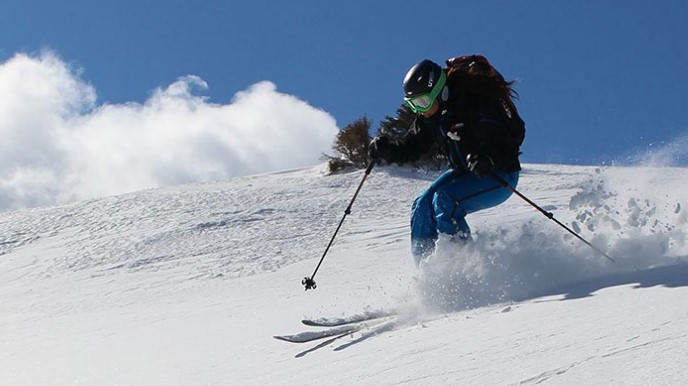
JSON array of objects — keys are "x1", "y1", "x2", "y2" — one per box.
[{"x1": 273, "y1": 335, "x2": 292, "y2": 342}]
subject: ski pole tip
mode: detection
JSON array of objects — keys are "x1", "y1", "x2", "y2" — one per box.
[{"x1": 302, "y1": 277, "x2": 317, "y2": 291}]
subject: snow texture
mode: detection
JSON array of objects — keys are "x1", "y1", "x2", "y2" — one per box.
[{"x1": 1, "y1": 163, "x2": 688, "y2": 385}]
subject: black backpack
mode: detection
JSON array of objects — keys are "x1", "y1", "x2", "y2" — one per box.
[{"x1": 445, "y1": 55, "x2": 525, "y2": 147}]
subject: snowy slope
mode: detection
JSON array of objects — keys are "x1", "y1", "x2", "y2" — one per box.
[{"x1": 1, "y1": 163, "x2": 688, "y2": 385}]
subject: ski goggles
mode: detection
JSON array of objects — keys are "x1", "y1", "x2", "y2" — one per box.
[{"x1": 403, "y1": 71, "x2": 446, "y2": 113}]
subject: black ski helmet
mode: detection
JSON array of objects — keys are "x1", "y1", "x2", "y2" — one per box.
[{"x1": 403, "y1": 59, "x2": 444, "y2": 97}]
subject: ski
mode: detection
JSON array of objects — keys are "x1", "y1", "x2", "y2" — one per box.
[
  {"x1": 273, "y1": 323, "x2": 364, "y2": 344},
  {"x1": 301, "y1": 309, "x2": 397, "y2": 327},
  {"x1": 275, "y1": 312, "x2": 398, "y2": 344}
]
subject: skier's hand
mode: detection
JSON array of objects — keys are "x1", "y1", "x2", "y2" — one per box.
[
  {"x1": 368, "y1": 137, "x2": 393, "y2": 164},
  {"x1": 466, "y1": 153, "x2": 495, "y2": 178}
]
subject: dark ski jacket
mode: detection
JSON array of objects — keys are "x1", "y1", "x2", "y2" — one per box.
[{"x1": 385, "y1": 86, "x2": 525, "y2": 173}]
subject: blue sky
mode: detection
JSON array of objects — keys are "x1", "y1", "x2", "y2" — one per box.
[{"x1": 1, "y1": 1, "x2": 688, "y2": 208}]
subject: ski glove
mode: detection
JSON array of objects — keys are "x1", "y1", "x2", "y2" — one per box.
[
  {"x1": 368, "y1": 136, "x2": 393, "y2": 163},
  {"x1": 466, "y1": 153, "x2": 495, "y2": 178}
]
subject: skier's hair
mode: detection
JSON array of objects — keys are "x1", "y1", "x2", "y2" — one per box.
[{"x1": 445, "y1": 55, "x2": 519, "y2": 111}]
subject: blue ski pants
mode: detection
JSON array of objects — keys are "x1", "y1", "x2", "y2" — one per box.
[{"x1": 410, "y1": 169, "x2": 519, "y2": 265}]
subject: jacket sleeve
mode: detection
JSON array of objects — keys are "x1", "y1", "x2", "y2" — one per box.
[{"x1": 384, "y1": 118, "x2": 437, "y2": 165}]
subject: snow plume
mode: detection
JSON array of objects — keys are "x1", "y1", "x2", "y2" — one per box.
[
  {"x1": 625, "y1": 131, "x2": 688, "y2": 167},
  {"x1": 0, "y1": 51, "x2": 338, "y2": 211},
  {"x1": 413, "y1": 166, "x2": 688, "y2": 314}
]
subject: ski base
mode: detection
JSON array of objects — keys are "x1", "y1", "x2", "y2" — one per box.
[{"x1": 274, "y1": 311, "x2": 397, "y2": 344}]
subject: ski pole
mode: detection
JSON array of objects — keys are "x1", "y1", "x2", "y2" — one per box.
[
  {"x1": 490, "y1": 172, "x2": 615, "y2": 263},
  {"x1": 302, "y1": 161, "x2": 376, "y2": 290}
]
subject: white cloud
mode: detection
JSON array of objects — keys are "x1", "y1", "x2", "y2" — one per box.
[{"x1": 0, "y1": 51, "x2": 339, "y2": 210}]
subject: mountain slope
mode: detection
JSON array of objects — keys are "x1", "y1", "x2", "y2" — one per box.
[{"x1": 1, "y1": 163, "x2": 687, "y2": 385}]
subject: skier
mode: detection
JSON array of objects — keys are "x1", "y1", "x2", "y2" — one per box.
[{"x1": 368, "y1": 56, "x2": 525, "y2": 266}]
